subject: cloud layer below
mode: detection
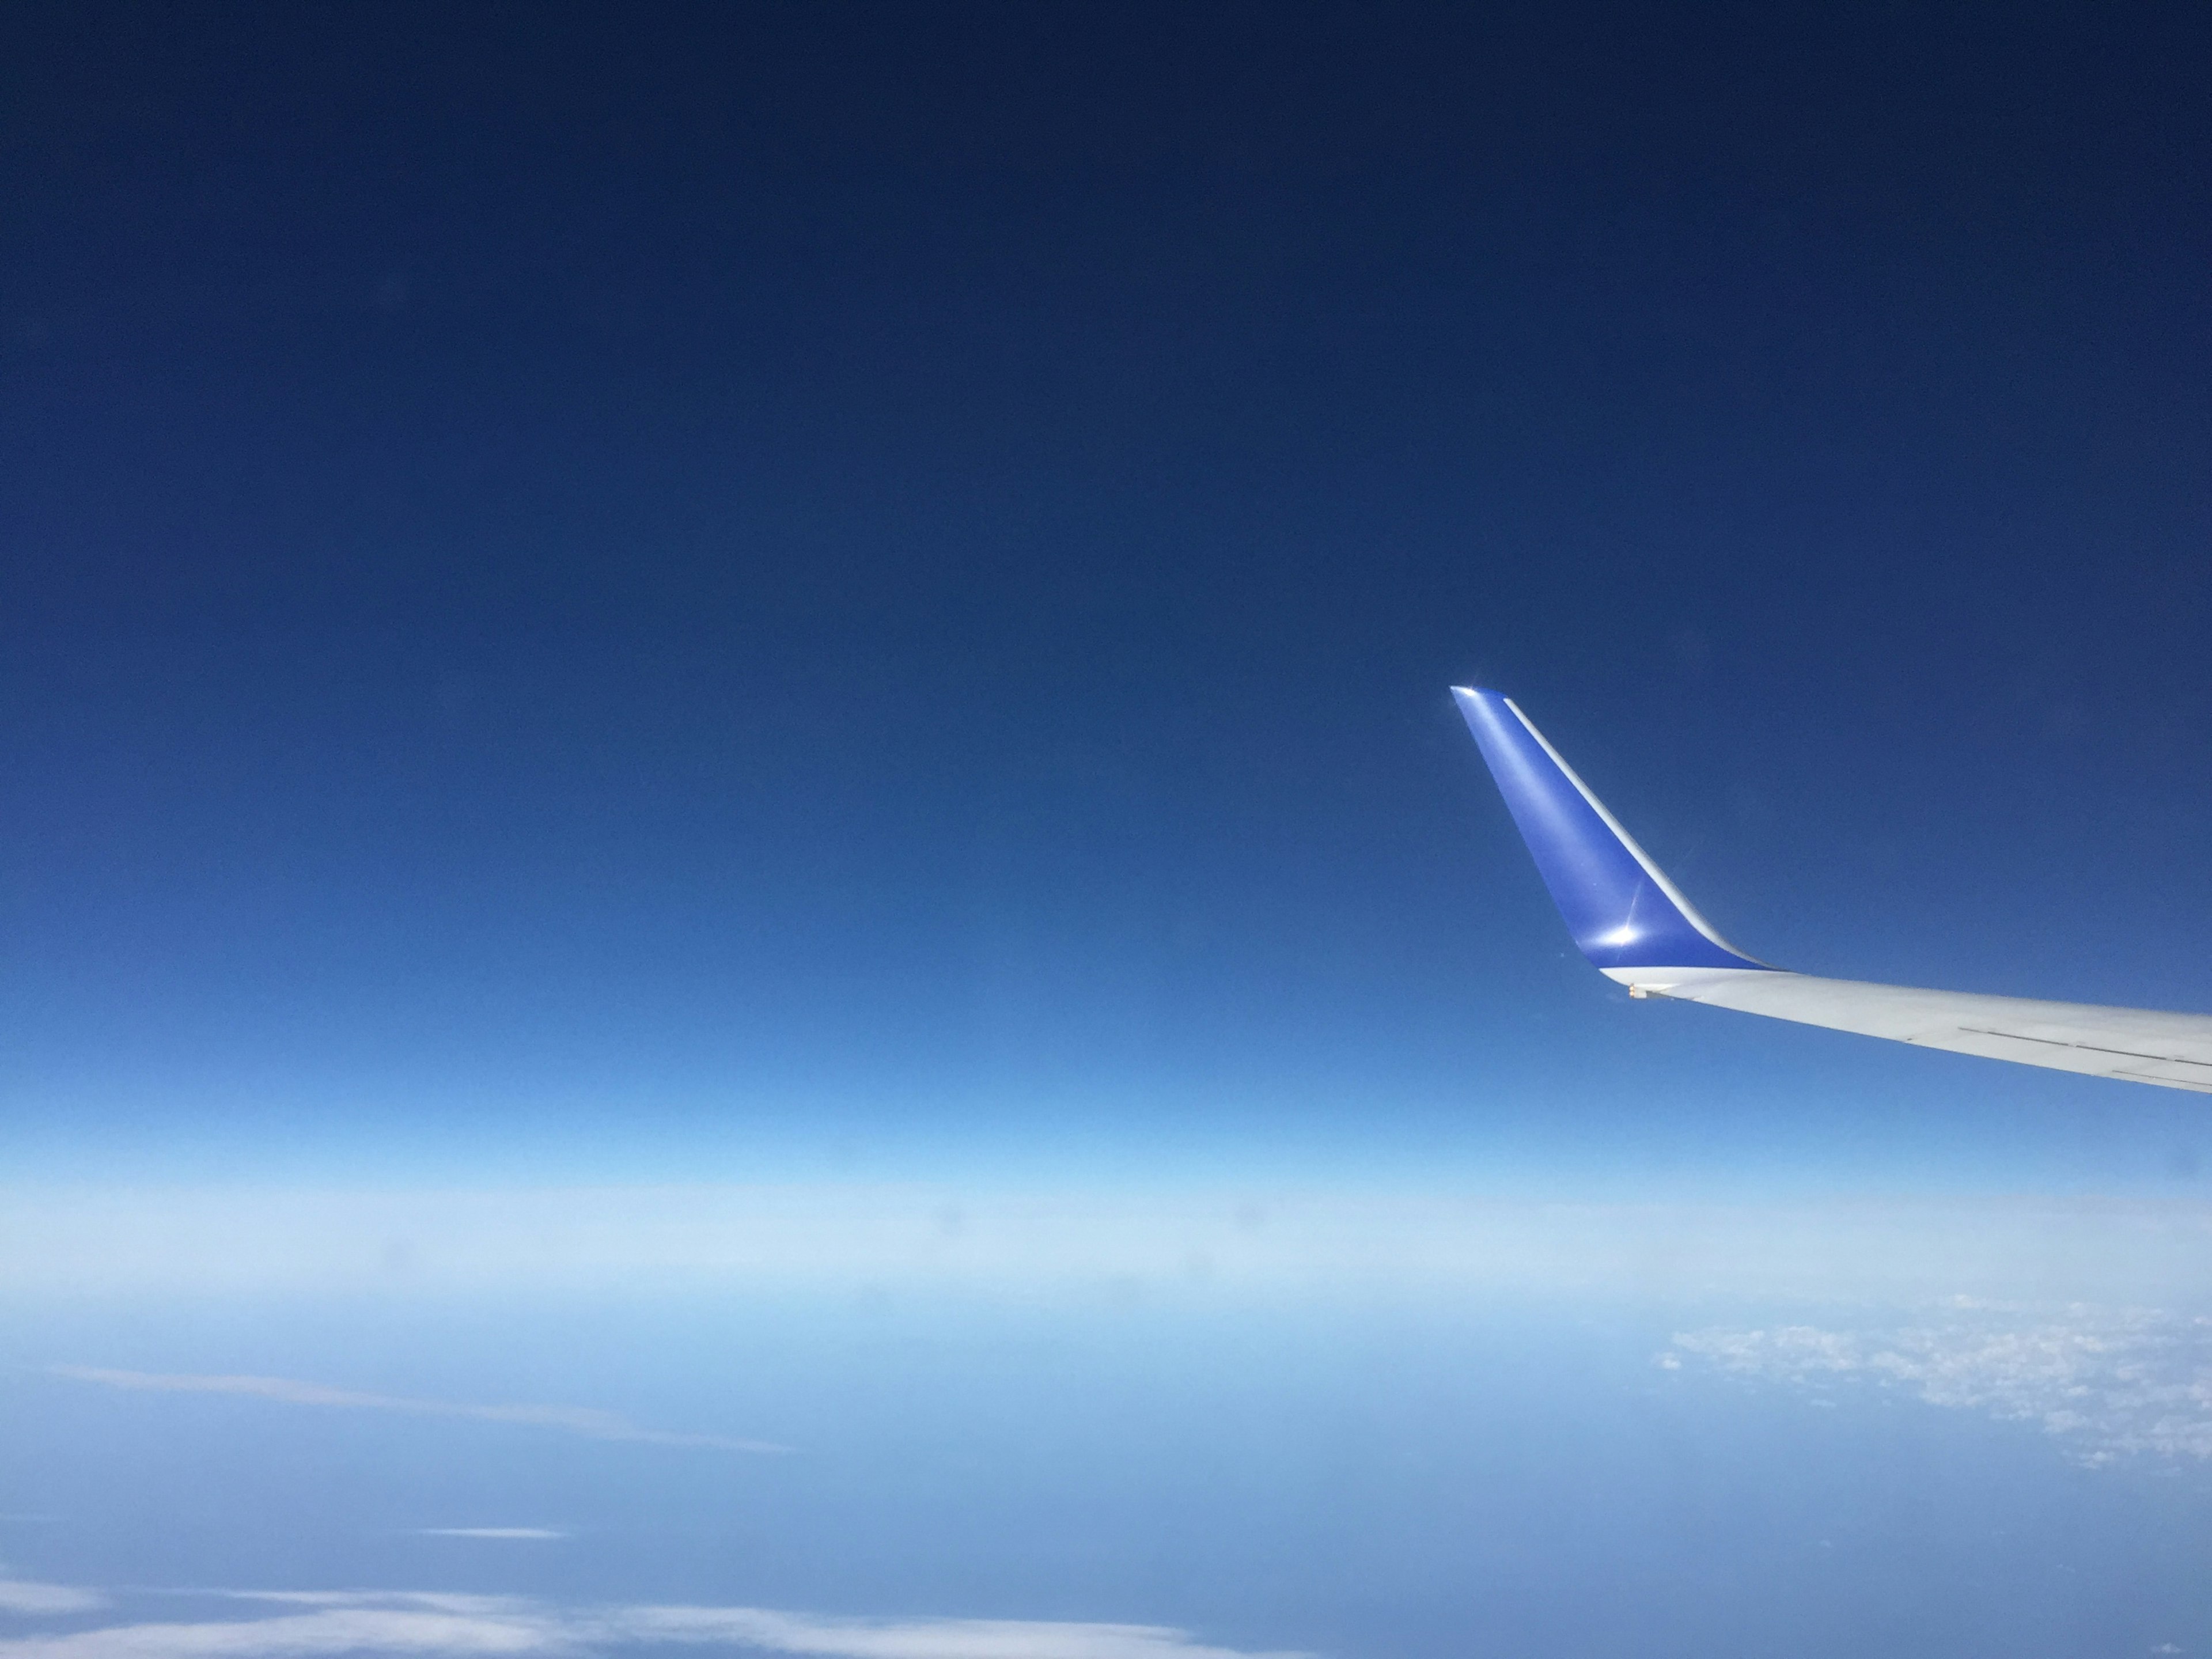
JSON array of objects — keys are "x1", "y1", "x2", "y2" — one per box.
[
  {"x1": 1669, "y1": 1300, "x2": 2212, "y2": 1463},
  {"x1": 0, "y1": 1589, "x2": 1303, "y2": 1659}
]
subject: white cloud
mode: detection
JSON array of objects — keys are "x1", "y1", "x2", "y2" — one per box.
[
  {"x1": 0, "y1": 1581, "x2": 105, "y2": 1616},
  {"x1": 0, "y1": 1591, "x2": 1305, "y2": 1659},
  {"x1": 1669, "y1": 1301, "x2": 2212, "y2": 1464},
  {"x1": 617, "y1": 1605, "x2": 1305, "y2": 1659},
  {"x1": 412, "y1": 1533, "x2": 565, "y2": 1543},
  {"x1": 0, "y1": 1608, "x2": 557, "y2": 1659},
  {"x1": 223, "y1": 1599, "x2": 525, "y2": 1617},
  {"x1": 47, "y1": 1370, "x2": 787, "y2": 1456}
]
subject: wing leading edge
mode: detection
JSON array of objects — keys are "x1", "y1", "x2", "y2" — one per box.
[{"x1": 1451, "y1": 686, "x2": 2212, "y2": 1093}]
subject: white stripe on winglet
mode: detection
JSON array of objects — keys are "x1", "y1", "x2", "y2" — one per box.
[{"x1": 1501, "y1": 698, "x2": 1759, "y2": 963}]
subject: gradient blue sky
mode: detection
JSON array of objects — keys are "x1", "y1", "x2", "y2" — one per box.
[
  {"x1": 9, "y1": 13, "x2": 2212, "y2": 1654},
  {"x1": 4, "y1": 2, "x2": 2210, "y2": 1199}
]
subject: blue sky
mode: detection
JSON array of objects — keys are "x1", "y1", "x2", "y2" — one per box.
[{"x1": 6, "y1": 3, "x2": 2211, "y2": 1198}]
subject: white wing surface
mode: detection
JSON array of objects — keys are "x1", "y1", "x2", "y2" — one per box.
[{"x1": 1453, "y1": 687, "x2": 2212, "y2": 1092}]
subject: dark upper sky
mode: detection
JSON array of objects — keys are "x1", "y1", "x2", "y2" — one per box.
[{"x1": 4, "y1": 2, "x2": 2210, "y2": 1188}]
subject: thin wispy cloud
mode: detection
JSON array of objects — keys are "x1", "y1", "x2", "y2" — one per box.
[
  {"x1": 618, "y1": 1604, "x2": 1306, "y2": 1659},
  {"x1": 0, "y1": 1580, "x2": 104, "y2": 1616},
  {"x1": 413, "y1": 1532, "x2": 566, "y2": 1543},
  {"x1": 48, "y1": 1369, "x2": 789, "y2": 1456},
  {"x1": 225, "y1": 1596, "x2": 525, "y2": 1616},
  {"x1": 0, "y1": 1604, "x2": 548, "y2": 1659},
  {"x1": 0, "y1": 1589, "x2": 1306, "y2": 1659},
  {"x1": 1666, "y1": 1300, "x2": 2212, "y2": 1464}
]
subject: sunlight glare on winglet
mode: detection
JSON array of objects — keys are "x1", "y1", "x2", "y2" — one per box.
[
  {"x1": 1449, "y1": 687, "x2": 1767, "y2": 980},
  {"x1": 1449, "y1": 686, "x2": 2212, "y2": 1092}
]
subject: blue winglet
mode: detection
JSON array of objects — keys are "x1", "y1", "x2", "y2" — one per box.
[{"x1": 1452, "y1": 688, "x2": 1768, "y2": 974}]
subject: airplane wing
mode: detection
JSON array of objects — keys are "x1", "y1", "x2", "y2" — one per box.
[{"x1": 1452, "y1": 686, "x2": 2212, "y2": 1093}]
